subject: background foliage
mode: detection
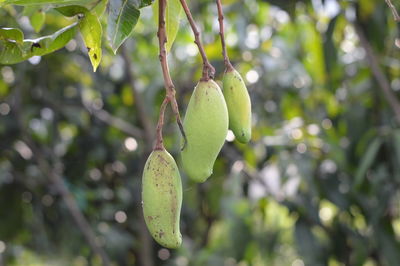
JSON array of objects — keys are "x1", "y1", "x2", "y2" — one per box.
[{"x1": 1, "y1": 0, "x2": 400, "y2": 265}]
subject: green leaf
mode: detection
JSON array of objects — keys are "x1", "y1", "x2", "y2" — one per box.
[
  {"x1": 0, "y1": 42, "x2": 29, "y2": 64},
  {"x1": 0, "y1": 23, "x2": 77, "y2": 64},
  {"x1": 107, "y1": 0, "x2": 140, "y2": 54},
  {"x1": 56, "y1": 5, "x2": 88, "y2": 16},
  {"x1": 0, "y1": 28, "x2": 24, "y2": 43},
  {"x1": 1, "y1": 0, "x2": 94, "y2": 5},
  {"x1": 152, "y1": 0, "x2": 182, "y2": 52},
  {"x1": 353, "y1": 138, "x2": 382, "y2": 188},
  {"x1": 56, "y1": 5, "x2": 102, "y2": 71},
  {"x1": 79, "y1": 10, "x2": 102, "y2": 71},
  {"x1": 30, "y1": 10, "x2": 46, "y2": 33}
]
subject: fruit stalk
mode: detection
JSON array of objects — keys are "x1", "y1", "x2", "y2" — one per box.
[
  {"x1": 154, "y1": 97, "x2": 168, "y2": 150},
  {"x1": 216, "y1": 0, "x2": 233, "y2": 71},
  {"x1": 157, "y1": 0, "x2": 187, "y2": 149},
  {"x1": 179, "y1": 0, "x2": 215, "y2": 81}
]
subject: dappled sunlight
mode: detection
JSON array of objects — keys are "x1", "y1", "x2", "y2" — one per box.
[{"x1": 1, "y1": 0, "x2": 400, "y2": 265}]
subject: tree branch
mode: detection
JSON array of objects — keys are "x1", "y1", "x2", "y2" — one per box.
[
  {"x1": 121, "y1": 46, "x2": 154, "y2": 147},
  {"x1": 23, "y1": 138, "x2": 112, "y2": 266},
  {"x1": 83, "y1": 101, "x2": 143, "y2": 139},
  {"x1": 120, "y1": 45, "x2": 155, "y2": 266},
  {"x1": 11, "y1": 67, "x2": 111, "y2": 266},
  {"x1": 179, "y1": 0, "x2": 215, "y2": 81},
  {"x1": 385, "y1": 0, "x2": 400, "y2": 21},
  {"x1": 39, "y1": 92, "x2": 143, "y2": 140},
  {"x1": 216, "y1": 0, "x2": 233, "y2": 71},
  {"x1": 355, "y1": 24, "x2": 400, "y2": 124}
]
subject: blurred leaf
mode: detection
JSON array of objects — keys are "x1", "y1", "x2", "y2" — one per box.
[
  {"x1": 0, "y1": 185, "x2": 24, "y2": 240},
  {"x1": 22, "y1": 5, "x2": 39, "y2": 16},
  {"x1": 354, "y1": 138, "x2": 382, "y2": 188},
  {"x1": 30, "y1": 9, "x2": 46, "y2": 33},
  {"x1": 375, "y1": 224, "x2": 400, "y2": 266},
  {"x1": 295, "y1": 218, "x2": 326, "y2": 265},
  {"x1": 323, "y1": 15, "x2": 339, "y2": 91},
  {"x1": 121, "y1": 84, "x2": 134, "y2": 106},
  {"x1": 359, "y1": 0, "x2": 378, "y2": 20},
  {"x1": 298, "y1": 16, "x2": 326, "y2": 86},
  {"x1": 281, "y1": 93, "x2": 303, "y2": 119},
  {"x1": 107, "y1": 0, "x2": 140, "y2": 53},
  {"x1": 393, "y1": 130, "x2": 400, "y2": 161}
]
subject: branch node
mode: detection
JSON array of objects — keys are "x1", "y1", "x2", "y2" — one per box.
[{"x1": 156, "y1": 0, "x2": 187, "y2": 150}]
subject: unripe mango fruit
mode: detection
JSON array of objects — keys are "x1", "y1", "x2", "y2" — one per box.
[
  {"x1": 223, "y1": 69, "x2": 252, "y2": 143},
  {"x1": 181, "y1": 80, "x2": 228, "y2": 182},
  {"x1": 142, "y1": 149, "x2": 182, "y2": 248}
]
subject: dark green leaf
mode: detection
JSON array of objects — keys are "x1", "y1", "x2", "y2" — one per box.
[
  {"x1": 294, "y1": 218, "x2": 326, "y2": 265},
  {"x1": 1, "y1": 0, "x2": 93, "y2": 5},
  {"x1": 107, "y1": 0, "x2": 140, "y2": 53},
  {"x1": 139, "y1": 0, "x2": 153, "y2": 8},
  {"x1": 55, "y1": 5, "x2": 88, "y2": 16},
  {"x1": 0, "y1": 23, "x2": 77, "y2": 64}
]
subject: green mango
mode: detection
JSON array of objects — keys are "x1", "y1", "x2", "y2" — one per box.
[
  {"x1": 223, "y1": 68, "x2": 252, "y2": 143},
  {"x1": 182, "y1": 80, "x2": 228, "y2": 182},
  {"x1": 142, "y1": 149, "x2": 182, "y2": 248}
]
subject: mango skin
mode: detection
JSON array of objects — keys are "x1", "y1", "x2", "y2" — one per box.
[
  {"x1": 142, "y1": 149, "x2": 182, "y2": 248},
  {"x1": 181, "y1": 80, "x2": 228, "y2": 182},
  {"x1": 223, "y1": 69, "x2": 252, "y2": 143}
]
